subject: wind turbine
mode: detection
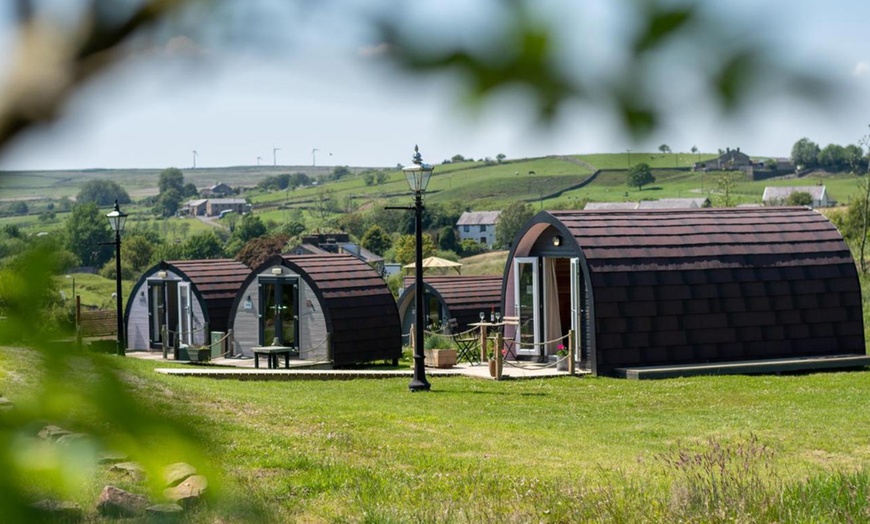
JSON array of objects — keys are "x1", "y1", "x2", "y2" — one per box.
[
  {"x1": 312, "y1": 148, "x2": 319, "y2": 167},
  {"x1": 273, "y1": 146, "x2": 280, "y2": 167},
  {"x1": 192, "y1": 150, "x2": 198, "y2": 169},
  {"x1": 257, "y1": 156, "x2": 263, "y2": 166}
]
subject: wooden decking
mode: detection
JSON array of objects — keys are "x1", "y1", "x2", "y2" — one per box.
[{"x1": 615, "y1": 354, "x2": 870, "y2": 380}]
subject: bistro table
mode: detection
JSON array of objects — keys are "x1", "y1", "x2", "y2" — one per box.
[{"x1": 251, "y1": 342, "x2": 296, "y2": 369}]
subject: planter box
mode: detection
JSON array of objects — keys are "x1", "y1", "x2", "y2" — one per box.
[
  {"x1": 178, "y1": 347, "x2": 211, "y2": 363},
  {"x1": 424, "y1": 348, "x2": 457, "y2": 368}
]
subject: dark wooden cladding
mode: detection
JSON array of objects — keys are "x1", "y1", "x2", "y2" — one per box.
[
  {"x1": 400, "y1": 275, "x2": 503, "y2": 331},
  {"x1": 281, "y1": 254, "x2": 401, "y2": 366},
  {"x1": 165, "y1": 259, "x2": 251, "y2": 333},
  {"x1": 540, "y1": 207, "x2": 864, "y2": 376}
]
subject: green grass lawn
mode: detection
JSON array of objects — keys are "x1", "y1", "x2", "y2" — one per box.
[{"x1": 4, "y1": 346, "x2": 870, "y2": 522}]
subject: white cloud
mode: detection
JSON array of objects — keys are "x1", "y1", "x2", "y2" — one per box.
[{"x1": 853, "y1": 61, "x2": 870, "y2": 76}]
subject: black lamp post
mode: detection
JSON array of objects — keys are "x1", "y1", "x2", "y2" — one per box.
[
  {"x1": 106, "y1": 200, "x2": 128, "y2": 356},
  {"x1": 402, "y1": 146, "x2": 433, "y2": 392}
]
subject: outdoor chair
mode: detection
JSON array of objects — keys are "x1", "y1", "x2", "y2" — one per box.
[
  {"x1": 497, "y1": 316, "x2": 519, "y2": 360},
  {"x1": 448, "y1": 318, "x2": 479, "y2": 365}
]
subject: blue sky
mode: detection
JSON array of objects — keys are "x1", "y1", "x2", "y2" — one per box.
[{"x1": 0, "y1": 0, "x2": 869, "y2": 170}]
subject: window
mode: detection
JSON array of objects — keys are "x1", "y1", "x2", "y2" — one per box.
[
  {"x1": 480, "y1": 237, "x2": 487, "y2": 244},
  {"x1": 479, "y1": 225, "x2": 486, "y2": 232},
  {"x1": 463, "y1": 225, "x2": 470, "y2": 233}
]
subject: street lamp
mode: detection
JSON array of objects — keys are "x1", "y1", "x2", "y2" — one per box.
[
  {"x1": 105, "y1": 200, "x2": 127, "y2": 356},
  {"x1": 402, "y1": 145, "x2": 433, "y2": 391}
]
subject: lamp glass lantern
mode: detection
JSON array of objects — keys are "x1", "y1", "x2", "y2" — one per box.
[
  {"x1": 106, "y1": 202, "x2": 128, "y2": 233},
  {"x1": 402, "y1": 146, "x2": 433, "y2": 193}
]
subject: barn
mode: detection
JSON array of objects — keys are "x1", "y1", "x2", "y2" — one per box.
[
  {"x1": 125, "y1": 259, "x2": 251, "y2": 354},
  {"x1": 397, "y1": 275, "x2": 503, "y2": 335},
  {"x1": 501, "y1": 207, "x2": 867, "y2": 377},
  {"x1": 227, "y1": 253, "x2": 402, "y2": 366}
]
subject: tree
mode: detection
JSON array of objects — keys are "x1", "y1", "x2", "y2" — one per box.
[
  {"x1": 496, "y1": 201, "x2": 534, "y2": 248},
  {"x1": 362, "y1": 172, "x2": 375, "y2": 186},
  {"x1": 786, "y1": 191, "x2": 813, "y2": 206},
  {"x1": 64, "y1": 202, "x2": 112, "y2": 267},
  {"x1": 9, "y1": 201, "x2": 28, "y2": 215},
  {"x1": 791, "y1": 138, "x2": 820, "y2": 169},
  {"x1": 819, "y1": 143, "x2": 846, "y2": 171},
  {"x1": 393, "y1": 233, "x2": 437, "y2": 266},
  {"x1": 153, "y1": 188, "x2": 181, "y2": 217},
  {"x1": 182, "y1": 231, "x2": 225, "y2": 259},
  {"x1": 121, "y1": 234, "x2": 156, "y2": 274},
  {"x1": 714, "y1": 171, "x2": 738, "y2": 207},
  {"x1": 77, "y1": 179, "x2": 131, "y2": 206},
  {"x1": 658, "y1": 144, "x2": 671, "y2": 154},
  {"x1": 496, "y1": 153, "x2": 506, "y2": 163},
  {"x1": 158, "y1": 167, "x2": 185, "y2": 194},
  {"x1": 311, "y1": 189, "x2": 339, "y2": 219},
  {"x1": 235, "y1": 234, "x2": 290, "y2": 268},
  {"x1": 627, "y1": 162, "x2": 655, "y2": 190},
  {"x1": 232, "y1": 214, "x2": 267, "y2": 243},
  {"x1": 845, "y1": 144, "x2": 867, "y2": 173},
  {"x1": 437, "y1": 226, "x2": 458, "y2": 252},
  {"x1": 361, "y1": 225, "x2": 392, "y2": 256},
  {"x1": 451, "y1": 154, "x2": 467, "y2": 163}
]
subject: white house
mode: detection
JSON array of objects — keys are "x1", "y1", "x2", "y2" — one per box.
[
  {"x1": 762, "y1": 186, "x2": 833, "y2": 208},
  {"x1": 457, "y1": 211, "x2": 501, "y2": 246}
]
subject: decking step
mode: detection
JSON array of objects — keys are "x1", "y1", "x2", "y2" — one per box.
[{"x1": 615, "y1": 354, "x2": 870, "y2": 380}]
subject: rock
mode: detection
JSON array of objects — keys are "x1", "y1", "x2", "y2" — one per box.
[
  {"x1": 97, "y1": 450, "x2": 129, "y2": 464},
  {"x1": 110, "y1": 461, "x2": 146, "y2": 482},
  {"x1": 163, "y1": 475, "x2": 208, "y2": 507},
  {"x1": 163, "y1": 462, "x2": 197, "y2": 487},
  {"x1": 54, "y1": 433, "x2": 90, "y2": 447},
  {"x1": 146, "y1": 503, "x2": 185, "y2": 521},
  {"x1": 37, "y1": 425, "x2": 72, "y2": 441},
  {"x1": 96, "y1": 485, "x2": 149, "y2": 517},
  {"x1": 30, "y1": 499, "x2": 83, "y2": 522}
]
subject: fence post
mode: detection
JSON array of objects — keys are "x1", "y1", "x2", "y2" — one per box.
[
  {"x1": 568, "y1": 328, "x2": 576, "y2": 375},
  {"x1": 479, "y1": 324, "x2": 488, "y2": 363},
  {"x1": 162, "y1": 325, "x2": 169, "y2": 359},
  {"x1": 496, "y1": 332, "x2": 504, "y2": 380},
  {"x1": 75, "y1": 295, "x2": 83, "y2": 350},
  {"x1": 227, "y1": 328, "x2": 234, "y2": 357},
  {"x1": 410, "y1": 323, "x2": 416, "y2": 353}
]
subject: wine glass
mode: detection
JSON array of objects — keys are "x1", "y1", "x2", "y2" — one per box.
[
  {"x1": 479, "y1": 312, "x2": 485, "y2": 323},
  {"x1": 495, "y1": 312, "x2": 501, "y2": 323}
]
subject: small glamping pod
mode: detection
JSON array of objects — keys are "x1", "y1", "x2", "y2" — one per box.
[
  {"x1": 397, "y1": 275, "x2": 503, "y2": 334},
  {"x1": 227, "y1": 253, "x2": 401, "y2": 366},
  {"x1": 502, "y1": 207, "x2": 867, "y2": 377},
  {"x1": 125, "y1": 259, "x2": 251, "y2": 354}
]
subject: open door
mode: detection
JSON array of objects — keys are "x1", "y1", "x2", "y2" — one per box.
[
  {"x1": 177, "y1": 282, "x2": 193, "y2": 347},
  {"x1": 570, "y1": 257, "x2": 580, "y2": 364},
  {"x1": 148, "y1": 281, "x2": 166, "y2": 349},
  {"x1": 513, "y1": 257, "x2": 540, "y2": 356}
]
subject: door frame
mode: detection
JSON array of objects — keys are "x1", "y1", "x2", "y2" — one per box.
[
  {"x1": 513, "y1": 256, "x2": 540, "y2": 356},
  {"x1": 177, "y1": 282, "x2": 193, "y2": 347},
  {"x1": 258, "y1": 276, "x2": 300, "y2": 348}
]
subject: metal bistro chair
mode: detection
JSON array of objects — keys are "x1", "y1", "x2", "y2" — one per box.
[{"x1": 448, "y1": 318, "x2": 479, "y2": 365}]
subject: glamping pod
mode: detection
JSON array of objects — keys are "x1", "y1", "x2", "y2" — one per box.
[
  {"x1": 228, "y1": 253, "x2": 401, "y2": 366},
  {"x1": 502, "y1": 207, "x2": 866, "y2": 377},
  {"x1": 125, "y1": 259, "x2": 252, "y2": 352},
  {"x1": 397, "y1": 275, "x2": 503, "y2": 334}
]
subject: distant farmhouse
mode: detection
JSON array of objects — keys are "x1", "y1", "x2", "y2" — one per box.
[
  {"x1": 585, "y1": 198, "x2": 710, "y2": 210},
  {"x1": 201, "y1": 182, "x2": 235, "y2": 197},
  {"x1": 694, "y1": 147, "x2": 794, "y2": 181},
  {"x1": 456, "y1": 211, "x2": 501, "y2": 246},
  {"x1": 185, "y1": 198, "x2": 249, "y2": 217},
  {"x1": 762, "y1": 186, "x2": 834, "y2": 208}
]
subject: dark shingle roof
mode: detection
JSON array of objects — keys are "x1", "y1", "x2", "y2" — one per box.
[{"x1": 165, "y1": 259, "x2": 251, "y2": 333}]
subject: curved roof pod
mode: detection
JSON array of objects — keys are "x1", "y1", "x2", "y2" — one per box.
[
  {"x1": 502, "y1": 207, "x2": 864, "y2": 377},
  {"x1": 124, "y1": 259, "x2": 251, "y2": 351},
  {"x1": 397, "y1": 275, "x2": 503, "y2": 334},
  {"x1": 228, "y1": 253, "x2": 401, "y2": 366}
]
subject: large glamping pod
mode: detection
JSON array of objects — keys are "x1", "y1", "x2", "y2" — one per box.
[
  {"x1": 125, "y1": 259, "x2": 251, "y2": 352},
  {"x1": 397, "y1": 275, "x2": 503, "y2": 334},
  {"x1": 502, "y1": 207, "x2": 867, "y2": 377},
  {"x1": 227, "y1": 253, "x2": 402, "y2": 366}
]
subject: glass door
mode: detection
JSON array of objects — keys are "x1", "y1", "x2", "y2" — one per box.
[
  {"x1": 177, "y1": 282, "x2": 193, "y2": 346},
  {"x1": 260, "y1": 277, "x2": 299, "y2": 348},
  {"x1": 148, "y1": 282, "x2": 166, "y2": 348},
  {"x1": 513, "y1": 257, "x2": 539, "y2": 356},
  {"x1": 570, "y1": 258, "x2": 580, "y2": 363}
]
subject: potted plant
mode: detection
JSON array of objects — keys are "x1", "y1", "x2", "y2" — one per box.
[
  {"x1": 423, "y1": 334, "x2": 457, "y2": 368},
  {"x1": 556, "y1": 344, "x2": 569, "y2": 371},
  {"x1": 487, "y1": 350, "x2": 497, "y2": 378}
]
